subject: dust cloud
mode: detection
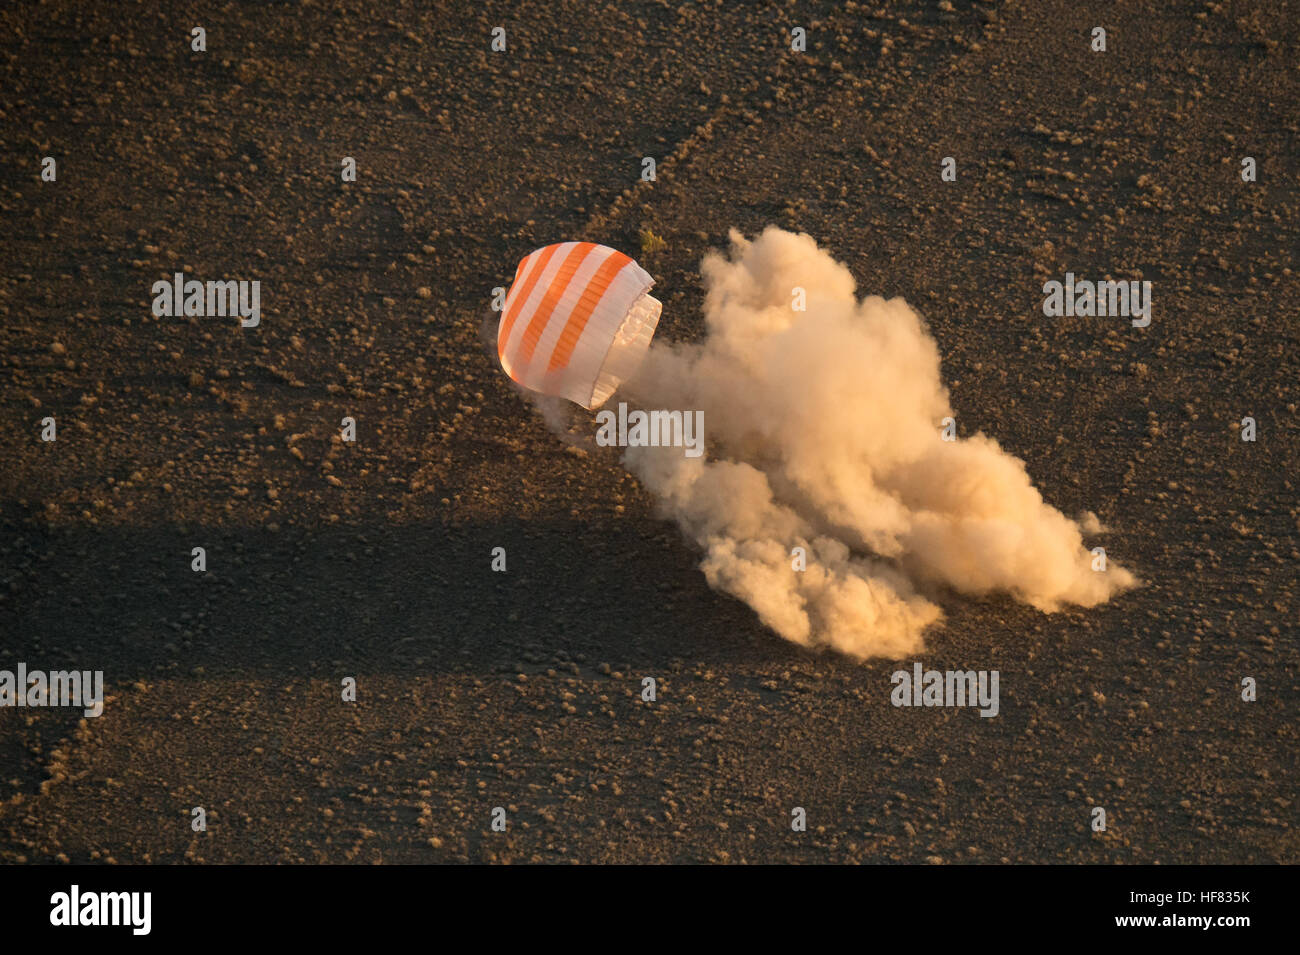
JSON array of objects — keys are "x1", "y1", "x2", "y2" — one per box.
[{"x1": 612, "y1": 226, "x2": 1137, "y2": 659}]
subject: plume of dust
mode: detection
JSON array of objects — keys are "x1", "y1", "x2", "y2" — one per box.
[{"x1": 602, "y1": 226, "x2": 1139, "y2": 660}]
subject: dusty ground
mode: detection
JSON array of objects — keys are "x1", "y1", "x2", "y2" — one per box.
[{"x1": 0, "y1": 0, "x2": 1296, "y2": 863}]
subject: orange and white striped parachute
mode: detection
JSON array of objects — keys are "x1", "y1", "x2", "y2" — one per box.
[{"x1": 497, "y1": 242, "x2": 662, "y2": 410}]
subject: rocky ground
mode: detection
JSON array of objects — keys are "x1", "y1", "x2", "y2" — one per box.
[{"x1": 0, "y1": 0, "x2": 1296, "y2": 863}]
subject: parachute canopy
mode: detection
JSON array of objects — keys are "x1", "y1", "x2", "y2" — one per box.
[{"x1": 497, "y1": 241, "x2": 661, "y2": 410}]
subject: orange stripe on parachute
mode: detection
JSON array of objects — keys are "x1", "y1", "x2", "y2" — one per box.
[
  {"x1": 516, "y1": 242, "x2": 600, "y2": 367},
  {"x1": 498, "y1": 244, "x2": 561, "y2": 362},
  {"x1": 547, "y1": 251, "x2": 633, "y2": 373}
]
